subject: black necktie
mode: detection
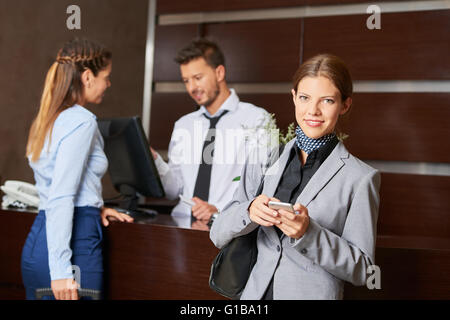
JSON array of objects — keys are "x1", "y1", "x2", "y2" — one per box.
[{"x1": 192, "y1": 110, "x2": 229, "y2": 202}]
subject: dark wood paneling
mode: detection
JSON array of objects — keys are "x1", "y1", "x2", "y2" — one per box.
[
  {"x1": 0, "y1": 210, "x2": 35, "y2": 299},
  {"x1": 104, "y1": 219, "x2": 222, "y2": 299},
  {"x1": 151, "y1": 92, "x2": 450, "y2": 163},
  {"x1": 239, "y1": 92, "x2": 294, "y2": 130},
  {"x1": 0, "y1": 0, "x2": 148, "y2": 195},
  {"x1": 378, "y1": 173, "x2": 450, "y2": 239},
  {"x1": 205, "y1": 19, "x2": 302, "y2": 82},
  {"x1": 241, "y1": 92, "x2": 450, "y2": 162},
  {"x1": 240, "y1": 92, "x2": 450, "y2": 163},
  {"x1": 341, "y1": 93, "x2": 450, "y2": 163},
  {"x1": 153, "y1": 24, "x2": 199, "y2": 81},
  {"x1": 149, "y1": 92, "x2": 294, "y2": 150},
  {"x1": 153, "y1": 19, "x2": 302, "y2": 82},
  {"x1": 146, "y1": 172, "x2": 450, "y2": 242},
  {"x1": 143, "y1": 171, "x2": 450, "y2": 242},
  {"x1": 149, "y1": 93, "x2": 197, "y2": 149},
  {"x1": 344, "y1": 247, "x2": 450, "y2": 299},
  {"x1": 157, "y1": 0, "x2": 398, "y2": 14},
  {"x1": 1, "y1": 209, "x2": 449, "y2": 300},
  {"x1": 303, "y1": 10, "x2": 450, "y2": 80}
]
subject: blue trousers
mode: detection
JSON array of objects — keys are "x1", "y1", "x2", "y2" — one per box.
[{"x1": 21, "y1": 206, "x2": 103, "y2": 300}]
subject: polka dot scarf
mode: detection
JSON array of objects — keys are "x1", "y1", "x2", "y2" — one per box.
[{"x1": 295, "y1": 125, "x2": 336, "y2": 154}]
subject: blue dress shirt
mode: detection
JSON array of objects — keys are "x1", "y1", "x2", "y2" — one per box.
[{"x1": 29, "y1": 105, "x2": 108, "y2": 280}]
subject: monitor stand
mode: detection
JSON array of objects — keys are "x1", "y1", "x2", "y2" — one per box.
[
  {"x1": 111, "y1": 206, "x2": 156, "y2": 216},
  {"x1": 129, "y1": 207, "x2": 158, "y2": 218},
  {"x1": 106, "y1": 191, "x2": 158, "y2": 219}
]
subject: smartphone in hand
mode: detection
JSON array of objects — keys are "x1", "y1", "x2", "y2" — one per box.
[
  {"x1": 179, "y1": 194, "x2": 195, "y2": 206},
  {"x1": 268, "y1": 201, "x2": 295, "y2": 213}
]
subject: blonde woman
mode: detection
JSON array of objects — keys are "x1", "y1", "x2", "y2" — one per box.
[{"x1": 21, "y1": 38, "x2": 132, "y2": 300}]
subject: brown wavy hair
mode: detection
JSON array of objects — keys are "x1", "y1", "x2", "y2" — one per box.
[
  {"x1": 292, "y1": 54, "x2": 353, "y2": 140},
  {"x1": 26, "y1": 38, "x2": 112, "y2": 162},
  {"x1": 292, "y1": 54, "x2": 353, "y2": 102},
  {"x1": 174, "y1": 38, "x2": 225, "y2": 69}
]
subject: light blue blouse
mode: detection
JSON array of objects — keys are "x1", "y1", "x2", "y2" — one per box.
[{"x1": 29, "y1": 105, "x2": 108, "y2": 280}]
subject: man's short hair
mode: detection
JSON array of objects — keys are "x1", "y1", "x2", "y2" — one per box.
[{"x1": 175, "y1": 38, "x2": 225, "y2": 69}]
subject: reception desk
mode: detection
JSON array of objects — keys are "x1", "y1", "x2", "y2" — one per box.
[
  {"x1": 0, "y1": 206, "x2": 223, "y2": 300},
  {"x1": 1, "y1": 206, "x2": 449, "y2": 300}
]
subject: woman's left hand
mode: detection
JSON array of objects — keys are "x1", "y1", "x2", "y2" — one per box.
[
  {"x1": 101, "y1": 207, "x2": 134, "y2": 227},
  {"x1": 276, "y1": 203, "x2": 310, "y2": 239}
]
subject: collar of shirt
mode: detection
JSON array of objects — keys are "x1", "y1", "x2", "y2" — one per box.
[
  {"x1": 197, "y1": 88, "x2": 239, "y2": 118},
  {"x1": 276, "y1": 136, "x2": 339, "y2": 201},
  {"x1": 294, "y1": 135, "x2": 339, "y2": 168},
  {"x1": 72, "y1": 104, "x2": 97, "y2": 120}
]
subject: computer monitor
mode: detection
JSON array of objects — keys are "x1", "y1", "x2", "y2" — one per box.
[{"x1": 97, "y1": 116, "x2": 165, "y2": 216}]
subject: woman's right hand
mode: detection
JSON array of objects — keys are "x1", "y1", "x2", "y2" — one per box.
[
  {"x1": 51, "y1": 278, "x2": 79, "y2": 300},
  {"x1": 101, "y1": 207, "x2": 134, "y2": 227},
  {"x1": 248, "y1": 195, "x2": 281, "y2": 227}
]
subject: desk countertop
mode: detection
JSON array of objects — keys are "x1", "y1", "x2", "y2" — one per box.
[
  {"x1": 1, "y1": 206, "x2": 449, "y2": 299},
  {"x1": 1, "y1": 204, "x2": 211, "y2": 232}
]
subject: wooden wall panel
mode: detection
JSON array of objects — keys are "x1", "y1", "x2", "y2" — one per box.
[
  {"x1": 2, "y1": 209, "x2": 448, "y2": 300},
  {"x1": 149, "y1": 93, "x2": 198, "y2": 149},
  {"x1": 0, "y1": 210, "x2": 34, "y2": 300},
  {"x1": 152, "y1": 92, "x2": 450, "y2": 163},
  {"x1": 341, "y1": 93, "x2": 450, "y2": 163},
  {"x1": 157, "y1": 0, "x2": 393, "y2": 14},
  {"x1": 153, "y1": 19, "x2": 303, "y2": 82},
  {"x1": 149, "y1": 92, "x2": 294, "y2": 150},
  {"x1": 344, "y1": 247, "x2": 450, "y2": 299},
  {"x1": 0, "y1": 0, "x2": 148, "y2": 188},
  {"x1": 238, "y1": 92, "x2": 295, "y2": 129},
  {"x1": 303, "y1": 10, "x2": 450, "y2": 80},
  {"x1": 104, "y1": 218, "x2": 223, "y2": 299},
  {"x1": 205, "y1": 19, "x2": 302, "y2": 82},
  {"x1": 378, "y1": 173, "x2": 450, "y2": 239},
  {"x1": 240, "y1": 92, "x2": 450, "y2": 164},
  {"x1": 153, "y1": 24, "x2": 199, "y2": 81}
]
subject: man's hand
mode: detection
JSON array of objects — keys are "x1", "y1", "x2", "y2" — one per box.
[
  {"x1": 191, "y1": 219, "x2": 210, "y2": 231},
  {"x1": 191, "y1": 197, "x2": 217, "y2": 221}
]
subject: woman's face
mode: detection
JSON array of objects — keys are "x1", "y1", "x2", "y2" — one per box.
[
  {"x1": 292, "y1": 76, "x2": 351, "y2": 139},
  {"x1": 82, "y1": 62, "x2": 112, "y2": 105}
]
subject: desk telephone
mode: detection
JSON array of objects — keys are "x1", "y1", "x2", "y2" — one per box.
[{"x1": 1, "y1": 180, "x2": 40, "y2": 208}]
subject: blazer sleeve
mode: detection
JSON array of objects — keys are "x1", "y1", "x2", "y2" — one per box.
[
  {"x1": 209, "y1": 153, "x2": 265, "y2": 249},
  {"x1": 291, "y1": 169, "x2": 381, "y2": 286}
]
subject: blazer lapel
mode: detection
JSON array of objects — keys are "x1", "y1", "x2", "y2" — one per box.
[
  {"x1": 296, "y1": 142, "x2": 349, "y2": 208},
  {"x1": 260, "y1": 140, "x2": 296, "y2": 245},
  {"x1": 278, "y1": 142, "x2": 349, "y2": 241},
  {"x1": 261, "y1": 139, "x2": 296, "y2": 197}
]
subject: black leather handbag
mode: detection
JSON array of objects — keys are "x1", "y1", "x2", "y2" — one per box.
[
  {"x1": 209, "y1": 144, "x2": 285, "y2": 299},
  {"x1": 208, "y1": 227, "x2": 259, "y2": 299}
]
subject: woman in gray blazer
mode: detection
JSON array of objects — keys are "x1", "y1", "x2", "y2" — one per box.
[{"x1": 210, "y1": 54, "x2": 381, "y2": 300}]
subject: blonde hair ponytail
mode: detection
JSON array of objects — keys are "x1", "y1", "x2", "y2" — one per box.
[{"x1": 26, "y1": 38, "x2": 111, "y2": 162}]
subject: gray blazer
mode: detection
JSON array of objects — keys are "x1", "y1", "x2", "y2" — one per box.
[{"x1": 210, "y1": 139, "x2": 381, "y2": 300}]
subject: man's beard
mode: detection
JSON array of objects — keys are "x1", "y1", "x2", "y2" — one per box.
[
  {"x1": 194, "y1": 83, "x2": 220, "y2": 107},
  {"x1": 202, "y1": 88, "x2": 220, "y2": 107}
]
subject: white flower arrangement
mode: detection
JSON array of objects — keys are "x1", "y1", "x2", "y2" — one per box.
[{"x1": 233, "y1": 113, "x2": 296, "y2": 182}]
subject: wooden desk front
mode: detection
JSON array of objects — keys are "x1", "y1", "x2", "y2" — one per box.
[{"x1": 1, "y1": 208, "x2": 449, "y2": 299}]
